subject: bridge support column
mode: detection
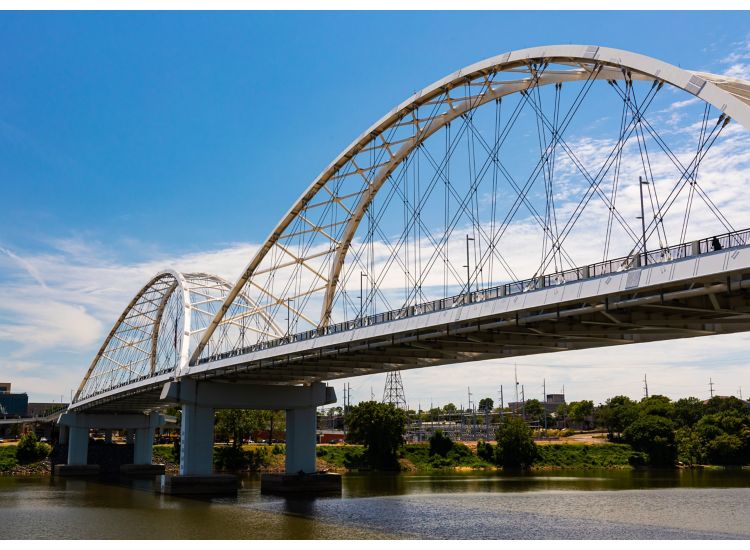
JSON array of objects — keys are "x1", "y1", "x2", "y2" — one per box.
[
  {"x1": 159, "y1": 379, "x2": 339, "y2": 495},
  {"x1": 121, "y1": 413, "x2": 166, "y2": 476},
  {"x1": 67, "y1": 426, "x2": 89, "y2": 466},
  {"x1": 178, "y1": 403, "x2": 215, "y2": 476},
  {"x1": 58, "y1": 424, "x2": 68, "y2": 445},
  {"x1": 160, "y1": 401, "x2": 237, "y2": 495},
  {"x1": 54, "y1": 415, "x2": 98, "y2": 476},
  {"x1": 56, "y1": 412, "x2": 165, "y2": 477},
  {"x1": 285, "y1": 406, "x2": 317, "y2": 474},
  {"x1": 133, "y1": 427, "x2": 155, "y2": 464}
]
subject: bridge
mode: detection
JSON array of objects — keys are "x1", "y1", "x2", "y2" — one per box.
[{"x1": 57, "y1": 45, "x2": 750, "y2": 492}]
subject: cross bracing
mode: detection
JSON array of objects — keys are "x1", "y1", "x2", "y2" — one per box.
[
  {"x1": 69, "y1": 45, "x2": 750, "y2": 410},
  {"x1": 75, "y1": 271, "x2": 280, "y2": 402}
]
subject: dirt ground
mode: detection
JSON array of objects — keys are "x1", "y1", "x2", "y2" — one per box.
[{"x1": 456, "y1": 432, "x2": 610, "y2": 448}]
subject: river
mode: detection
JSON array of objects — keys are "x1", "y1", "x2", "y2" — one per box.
[{"x1": 1, "y1": 469, "x2": 749, "y2": 539}]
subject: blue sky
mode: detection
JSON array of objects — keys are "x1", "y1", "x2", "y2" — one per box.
[{"x1": 2, "y1": 11, "x2": 750, "y2": 406}]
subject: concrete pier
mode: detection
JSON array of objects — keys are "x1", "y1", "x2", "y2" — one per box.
[
  {"x1": 120, "y1": 464, "x2": 166, "y2": 476},
  {"x1": 54, "y1": 464, "x2": 100, "y2": 477},
  {"x1": 160, "y1": 380, "x2": 338, "y2": 495},
  {"x1": 160, "y1": 474, "x2": 239, "y2": 495},
  {"x1": 260, "y1": 472, "x2": 342, "y2": 496}
]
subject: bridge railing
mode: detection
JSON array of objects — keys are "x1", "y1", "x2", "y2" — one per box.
[{"x1": 197, "y1": 228, "x2": 749, "y2": 366}]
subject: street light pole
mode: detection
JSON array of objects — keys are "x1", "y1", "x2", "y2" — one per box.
[
  {"x1": 638, "y1": 176, "x2": 649, "y2": 266},
  {"x1": 359, "y1": 271, "x2": 367, "y2": 321},
  {"x1": 464, "y1": 234, "x2": 475, "y2": 301}
]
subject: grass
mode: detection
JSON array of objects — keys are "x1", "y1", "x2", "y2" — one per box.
[
  {"x1": 400, "y1": 443, "x2": 495, "y2": 472},
  {"x1": 0, "y1": 445, "x2": 18, "y2": 472},
  {"x1": 316, "y1": 444, "x2": 367, "y2": 469},
  {"x1": 153, "y1": 444, "x2": 178, "y2": 464},
  {"x1": 535, "y1": 443, "x2": 636, "y2": 469}
]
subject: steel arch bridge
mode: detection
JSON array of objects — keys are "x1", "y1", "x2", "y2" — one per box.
[{"x1": 71, "y1": 44, "x2": 750, "y2": 415}]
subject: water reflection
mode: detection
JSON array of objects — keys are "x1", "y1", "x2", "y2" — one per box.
[{"x1": 1, "y1": 469, "x2": 749, "y2": 539}]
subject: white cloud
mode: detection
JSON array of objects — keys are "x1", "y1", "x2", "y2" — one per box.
[{"x1": 4, "y1": 56, "x2": 750, "y2": 405}]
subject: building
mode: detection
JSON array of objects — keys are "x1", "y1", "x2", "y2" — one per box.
[
  {"x1": 0, "y1": 382, "x2": 11, "y2": 394},
  {"x1": 545, "y1": 394, "x2": 566, "y2": 414},
  {"x1": 0, "y1": 392, "x2": 28, "y2": 417}
]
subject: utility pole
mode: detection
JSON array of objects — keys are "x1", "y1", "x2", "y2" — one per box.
[
  {"x1": 467, "y1": 387, "x2": 473, "y2": 411},
  {"x1": 464, "y1": 234, "x2": 475, "y2": 301},
  {"x1": 521, "y1": 385, "x2": 526, "y2": 420},
  {"x1": 638, "y1": 176, "x2": 649, "y2": 266},
  {"x1": 643, "y1": 373, "x2": 649, "y2": 399},
  {"x1": 709, "y1": 377, "x2": 715, "y2": 398},
  {"x1": 514, "y1": 364, "x2": 519, "y2": 416},
  {"x1": 543, "y1": 378, "x2": 547, "y2": 431},
  {"x1": 359, "y1": 271, "x2": 367, "y2": 320}
]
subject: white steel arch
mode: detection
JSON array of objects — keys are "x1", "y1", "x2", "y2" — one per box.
[
  {"x1": 74, "y1": 270, "x2": 282, "y2": 403},
  {"x1": 191, "y1": 44, "x2": 750, "y2": 365}
]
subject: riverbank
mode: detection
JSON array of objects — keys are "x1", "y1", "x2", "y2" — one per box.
[
  {"x1": 3, "y1": 441, "x2": 745, "y2": 476},
  {"x1": 0, "y1": 444, "x2": 50, "y2": 476}
]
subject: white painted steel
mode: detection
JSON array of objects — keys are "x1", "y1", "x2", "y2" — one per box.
[{"x1": 191, "y1": 44, "x2": 750, "y2": 365}]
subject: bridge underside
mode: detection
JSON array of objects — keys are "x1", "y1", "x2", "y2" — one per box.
[{"x1": 72, "y1": 249, "x2": 750, "y2": 415}]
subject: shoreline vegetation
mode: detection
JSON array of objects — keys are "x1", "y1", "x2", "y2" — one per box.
[
  {"x1": 2, "y1": 393, "x2": 748, "y2": 476},
  {"x1": 2, "y1": 436, "x2": 745, "y2": 477}
]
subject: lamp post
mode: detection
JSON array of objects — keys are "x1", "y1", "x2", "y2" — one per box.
[
  {"x1": 638, "y1": 176, "x2": 649, "y2": 266},
  {"x1": 359, "y1": 271, "x2": 368, "y2": 322},
  {"x1": 463, "y1": 235, "x2": 475, "y2": 301}
]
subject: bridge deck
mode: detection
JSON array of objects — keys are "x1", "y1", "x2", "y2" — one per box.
[{"x1": 70, "y1": 233, "x2": 750, "y2": 414}]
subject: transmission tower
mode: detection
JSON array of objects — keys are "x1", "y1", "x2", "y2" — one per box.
[{"x1": 383, "y1": 370, "x2": 408, "y2": 409}]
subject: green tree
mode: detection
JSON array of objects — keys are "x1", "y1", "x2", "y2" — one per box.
[
  {"x1": 215, "y1": 409, "x2": 267, "y2": 448},
  {"x1": 705, "y1": 434, "x2": 747, "y2": 465},
  {"x1": 596, "y1": 395, "x2": 638, "y2": 437},
  {"x1": 476, "y1": 440, "x2": 495, "y2": 462},
  {"x1": 478, "y1": 398, "x2": 494, "y2": 413},
  {"x1": 675, "y1": 427, "x2": 705, "y2": 465},
  {"x1": 429, "y1": 430, "x2": 454, "y2": 457},
  {"x1": 443, "y1": 403, "x2": 457, "y2": 413},
  {"x1": 15, "y1": 432, "x2": 50, "y2": 464},
  {"x1": 494, "y1": 416, "x2": 538, "y2": 469},
  {"x1": 673, "y1": 397, "x2": 705, "y2": 428},
  {"x1": 524, "y1": 399, "x2": 545, "y2": 422},
  {"x1": 705, "y1": 396, "x2": 748, "y2": 415},
  {"x1": 623, "y1": 415, "x2": 677, "y2": 466},
  {"x1": 638, "y1": 395, "x2": 675, "y2": 419},
  {"x1": 346, "y1": 401, "x2": 407, "y2": 469},
  {"x1": 568, "y1": 400, "x2": 594, "y2": 429}
]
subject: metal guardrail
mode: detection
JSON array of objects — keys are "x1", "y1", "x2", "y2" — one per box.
[
  {"x1": 76, "y1": 229, "x2": 750, "y2": 404},
  {"x1": 199, "y1": 228, "x2": 750, "y2": 365}
]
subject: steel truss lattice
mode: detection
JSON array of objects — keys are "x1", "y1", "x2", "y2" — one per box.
[
  {"x1": 74, "y1": 271, "x2": 280, "y2": 402},
  {"x1": 71, "y1": 45, "x2": 750, "y2": 405}
]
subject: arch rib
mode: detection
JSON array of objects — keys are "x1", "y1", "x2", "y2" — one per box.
[{"x1": 190, "y1": 44, "x2": 750, "y2": 366}]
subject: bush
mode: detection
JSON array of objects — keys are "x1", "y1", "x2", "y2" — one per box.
[
  {"x1": 476, "y1": 440, "x2": 495, "y2": 462},
  {"x1": 346, "y1": 401, "x2": 407, "y2": 469},
  {"x1": 429, "y1": 430, "x2": 454, "y2": 457},
  {"x1": 623, "y1": 415, "x2": 676, "y2": 467},
  {"x1": 705, "y1": 434, "x2": 747, "y2": 466},
  {"x1": 0, "y1": 446, "x2": 19, "y2": 472},
  {"x1": 213, "y1": 445, "x2": 271, "y2": 471},
  {"x1": 15, "y1": 433, "x2": 50, "y2": 464},
  {"x1": 495, "y1": 417, "x2": 538, "y2": 469}
]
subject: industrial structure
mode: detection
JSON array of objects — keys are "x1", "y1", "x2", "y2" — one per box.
[{"x1": 54, "y1": 45, "x2": 750, "y2": 493}]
